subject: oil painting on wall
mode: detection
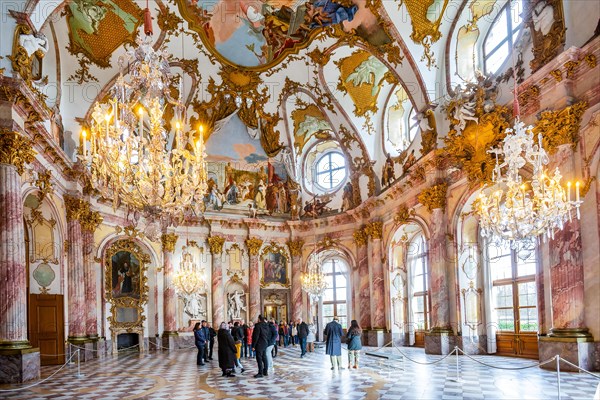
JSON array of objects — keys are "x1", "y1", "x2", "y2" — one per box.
[
  {"x1": 261, "y1": 251, "x2": 288, "y2": 286},
  {"x1": 176, "y1": 0, "x2": 390, "y2": 69},
  {"x1": 111, "y1": 250, "x2": 141, "y2": 299}
]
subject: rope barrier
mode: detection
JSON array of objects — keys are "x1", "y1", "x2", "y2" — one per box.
[
  {"x1": 0, "y1": 351, "x2": 78, "y2": 392},
  {"x1": 455, "y1": 347, "x2": 556, "y2": 370},
  {"x1": 557, "y1": 357, "x2": 600, "y2": 380},
  {"x1": 391, "y1": 343, "x2": 458, "y2": 365}
]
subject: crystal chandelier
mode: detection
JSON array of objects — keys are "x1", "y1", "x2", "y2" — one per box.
[
  {"x1": 173, "y1": 243, "x2": 207, "y2": 297},
  {"x1": 82, "y1": 8, "x2": 207, "y2": 220},
  {"x1": 301, "y1": 256, "x2": 328, "y2": 302},
  {"x1": 475, "y1": 118, "x2": 582, "y2": 243}
]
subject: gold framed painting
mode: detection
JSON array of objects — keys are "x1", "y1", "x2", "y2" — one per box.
[
  {"x1": 260, "y1": 243, "x2": 289, "y2": 287},
  {"x1": 104, "y1": 239, "x2": 149, "y2": 305}
]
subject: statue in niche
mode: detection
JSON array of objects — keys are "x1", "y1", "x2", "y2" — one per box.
[
  {"x1": 227, "y1": 290, "x2": 246, "y2": 321},
  {"x1": 19, "y1": 33, "x2": 48, "y2": 58},
  {"x1": 381, "y1": 154, "x2": 395, "y2": 188},
  {"x1": 183, "y1": 292, "x2": 206, "y2": 319},
  {"x1": 532, "y1": 1, "x2": 555, "y2": 36},
  {"x1": 341, "y1": 182, "x2": 355, "y2": 212}
]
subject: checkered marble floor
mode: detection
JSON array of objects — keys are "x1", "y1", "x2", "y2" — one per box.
[{"x1": 1, "y1": 344, "x2": 598, "y2": 399}]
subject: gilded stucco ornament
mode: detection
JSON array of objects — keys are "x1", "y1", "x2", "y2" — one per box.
[
  {"x1": 35, "y1": 170, "x2": 53, "y2": 202},
  {"x1": 161, "y1": 233, "x2": 179, "y2": 253},
  {"x1": 527, "y1": 0, "x2": 566, "y2": 72},
  {"x1": 9, "y1": 24, "x2": 48, "y2": 84},
  {"x1": 533, "y1": 101, "x2": 588, "y2": 154},
  {"x1": 419, "y1": 108, "x2": 438, "y2": 155},
  {"x1": 397, "y1": 0, "x2": 450, "y2": 68},
  {"x1": 245, "y1": 237, "x2": 264, "y2": 256},
  {"x1": 207, "y1": 236, "x2": 225, "y2": 255},
  {"x1": 353, "y1": 228, "x2": 368, "y2": 246},
  {"x1": 418, "y1": 182, "x2": 448, "y2": 212},
  {"x1": 394, "y1": 204, "x2": 415, "y2": 225},
  {"x1": 364, "y1": 221, "x2": 383, "y2": 240},
  {"x1": 64, "y1": 195, "x2": 89, "y2": 222},
  {"x1": 443, "y1": 74, "x2": 511, "y2": 186},
  {"x1": 318, "y1": 235, "x2": 339, "y2": 249},
  {"x1": 80, "y1": 210, "x2": 103, "y2": 233},
  {"x1": 291, "y1": 105, "x2": 332, "y2": 154},
  {"x1": 0, "y1": 130, "x2": 36, "y2": 175},
  {"x1": 286, "y1": 239, "x2": 304, "y2": 258}
]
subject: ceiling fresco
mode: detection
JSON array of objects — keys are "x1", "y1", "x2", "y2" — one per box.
[{"x1": 174, "y1": 0, "x2": 391, "y2": 69}]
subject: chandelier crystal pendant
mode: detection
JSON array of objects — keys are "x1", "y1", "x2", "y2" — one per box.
[
  {"x1": 475, "y1": 118, "x2": 582, "y2": 244},
  {"x1": 301, "y1": 256, "x2": 328, "y2": 302},
  {"x1": 173, "y1": 243, "x2": 207, "y2": 297},
  {"x1": 82, "y1": 12, "x2": 208, "y2": 220}
]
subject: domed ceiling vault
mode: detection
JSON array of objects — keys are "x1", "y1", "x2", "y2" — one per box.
[{"x1": 13, "y1": 0, "x2": 480, "y2": 217}]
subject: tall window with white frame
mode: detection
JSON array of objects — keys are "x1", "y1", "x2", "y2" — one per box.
[
  {"x1": 483, "y1": 0, "x2": 524, "y2": 75},
  {"x1": 489, "y1": 241, "x2": 539, "y2": 358},
  {"x1": 322, "y1": 258, "x2": 348, "y2": 329},
  {"x1": 409, "y1": 233, "x2": 430, "y2": 344}
]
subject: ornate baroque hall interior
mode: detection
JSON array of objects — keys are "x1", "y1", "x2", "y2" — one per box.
[{"x1": 1, "y1": 0, "x2": 600, "y2": 398}]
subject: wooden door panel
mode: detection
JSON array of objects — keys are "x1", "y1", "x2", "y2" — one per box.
[
  {"x1": 414, "y1": 331, "x2": 425, "y2": 347},
  {"x1": 496, "y1": 333, "x2": 538, "y2": 358},
  {"x1": 29, "y1": 294, "x2": 64, "y2": 365},
  {"x1": 519, "y1": 334, "x2": 539, "y2": 359}
]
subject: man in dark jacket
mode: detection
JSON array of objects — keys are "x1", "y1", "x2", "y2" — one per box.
[
  {"x1": 201, "y1": 320, "x2": 210, "y2": 363},
  {"x1": 208, "y1": 323, "x2": 217, "y2": 360},
  {"x1": 193, "y1": 322, "x2": 207, "y2": 366},
  {"x1": 251, "y1": 315, "x2": 270, "y2": 378},
  {"x1": 242, "y1": 321, "x2": 249, "y2": 358},
  {"x1": 296, "y1": 317, "x2": 309, "y2": 357}
]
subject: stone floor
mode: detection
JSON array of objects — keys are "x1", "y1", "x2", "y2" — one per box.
[{"x1": 0, "y1": 344, "x2": 598, "y2": 399}]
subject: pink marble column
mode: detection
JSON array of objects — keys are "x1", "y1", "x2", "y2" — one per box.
[
  {"x1": 161, "y1": 233, "x2": 178, "y2": 335},
  {"x1": 65, "y1": 196, "x2": 86, "y2": 341},
  {"x1": 357, "y1": 241, "x2": 371, "y2": 329},
  {"x1": 249, "y1": 253, "x2": 260, "y2": 322},
  {"x1": 211, "y1": 252, "x2": 224, "y2": 326},
  {"x1": 428, "y1": 208, "x2": 451, "y2": 331},
  {"x1": 291, "y1": 253, "x2": 303, "y2": 321},
  {"x1": 83, "y1": 230, "x2": 97, "y2": 337},
  {"x1": 0, "y1": 163, "x2": 29, "y2": 348},
  {"x1": 370, "y1": 237, "x2": 385, "y2": 329}
]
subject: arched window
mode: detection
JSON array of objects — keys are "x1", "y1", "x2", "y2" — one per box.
[
  {"x1": 487, "y1": 240, "x2": 539, "y2": 358},
  {"x1": 322, "y1": 258, "x2": 348, "y2": 328},
  {"x1": 483, "y1": 0, "x2": 524, "y2": 74},
  {"x1": 409, "y1": 233, "x2": 430, "y2": 333}
]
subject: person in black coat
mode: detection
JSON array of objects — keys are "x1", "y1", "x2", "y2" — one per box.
[
  {"x1": 217, "y1": 322, "x2": 237, "y2": 377},
  {"x1": 201, "y1": 320, "x2": 210, "y2": 363},
  {"x1": 193, "y1": 322, "x2": 206, "y2": 366},
  {"x1": 251, "y1": 315, "x2": 270, "y2": 378},
  {"x1": 208, "y1": 324, "x2": 217, "y2": 360},
  {"x1": 296, "y1": 318, "x2": 309, "y2": 357}
]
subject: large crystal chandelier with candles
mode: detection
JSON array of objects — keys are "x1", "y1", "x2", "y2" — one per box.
[
  {"x1": 475, "y1": 118, "x2": 582, "y2": 244},
  {"x1": 82, "y1": 4, "x2": 207, "y2": 220},
  {"x1": 173, "y1": 242, "x2": 207, "y2": 297},
  {"x1": 301, "y1": 255, "x2": 328, "y2": 302}
]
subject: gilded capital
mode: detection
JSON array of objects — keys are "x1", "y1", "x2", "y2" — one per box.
[
  {"x1": 208, "y1": 235, "x2": 226, "y2": 254},
  {"x1": 80, "y1": 210, "x2": 103, "y2": 233},
  {"x1": 353, "y1": 228, "x2": 368, "y2": 247},
  {"x1": 0, "y1": 131, "x2": 36, "y2": 175},
  {"x1": 394, "y1": 204, "x2": 415, "y2": 225},
  {"x1": 286, "y1": 239, "x2": 304, "y2": 257},
  {"x1": 533, "y1": 101, "x2": 588, "y2": 154},
  {"x1": 365, "y1": 221, "x2": 383, "y2": 240},
  {"x1": 64, "y1": 195, "x2": 89, "y2": 222},
  {"x1": 161, "y1": 233, "x2": 179, "y2": 253},
  {"x1": 245, "y1": 237, "x2": 263, "y2": 256},
  {"x1": 418, "y1": 182, "x2": 448, "y2": 212}
]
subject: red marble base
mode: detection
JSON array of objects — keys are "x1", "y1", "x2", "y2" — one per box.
[{"x1": 0, "y1": 348, "x2": 40, "y2": 384}]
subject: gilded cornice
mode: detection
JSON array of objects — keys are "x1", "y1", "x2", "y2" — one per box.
[
  {"x1": 207, "y1": 235, "x2": 226, "y2": 255},
  {"x1": 533, "y1": 101, "x2": 588, "y2": 154},
  {"x1": 418, "y1": 182, "x2": 448, "y2": 212},
  {"x1": 245, "y1": 237, "x2": 264, "y2": 256},
  {"x1": 286, "y1": 239, "x2": 304, "y2": 258},
  {"x1": 0, "y1": 130, "x2": 36, "y2": 175},
  {"x1": 64, "y1": 195, "x2": 88, "y2": 222},
  {"x1": 161, "y1": 233, "x2": 179, "y2": 253}
]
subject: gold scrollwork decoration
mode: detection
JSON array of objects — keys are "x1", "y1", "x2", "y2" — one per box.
[
  {"x1": 527, "y1": 0, "x2": 566, "y2": 72},
  {"x1": 35, "y1": 170, "x2": 53, "y2": 202},
  {"x1": 80, "y1": 210, "x2": 103, "y2": 233},
  {"x1": 9, "y1": 24, "x2": 47, "y2": 84},
  {"x1": 364, "y1": 221, "x2": 383, "y2": 240},
  {"x1": 533, "y1": 101, "x2": 588, "y2": 154},
  {"x1": 418, "y1": 182, "x2": 448, "y2": 212},
  {"x1": 64, "y1": 195, "x2": 89, "y2": 222}
]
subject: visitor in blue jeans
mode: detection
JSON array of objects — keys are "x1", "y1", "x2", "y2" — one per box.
[{"x1": 297, "y1": 317, "x2": 309, "y2": 357}]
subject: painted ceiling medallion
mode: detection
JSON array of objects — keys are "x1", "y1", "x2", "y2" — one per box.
[{"x1": 174, "y1": 0, "x2": 391, "y2": 70}]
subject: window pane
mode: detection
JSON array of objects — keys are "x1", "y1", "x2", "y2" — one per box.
[
  {"x1": 336, "y1": 274, "x2": 347, "y2": 288},
  {"x1": 485, "y1": 10, "x2": 508, "y2": 52},
  {"x1": 413, "y1": 274, "x2": 425, "y2": 292},
  {"x1": 497, "y1": 308, "x2": 515, "y2": 331},
  {"x1": 486, "y1": 42, "x2": 509, "y2": 74},
  {"x1": 339, "y1": 317, "x2": 347, "y2": 329},
  {"x1": 413, "y1": 295, "x2": 424, "y2": 313},
  {"x1": 519, "y1": 308, "x2": 538, "y2": 332},
  {"x1": 323, "y1": 303, "x2": 333, "y2": 317},
  {"x1": 323, "y1": 288, "x2": 334, "y2": 302},
  {"x1": 510, "y1": 0, "x2": 524, "y2": 26},
  {"x1": 329, "y1": 153, "x2": 345, "y2": 169},
  {"x1": 518, "y1": 282, "x2": 537, "y2": 307},
  {"x1": 322, "y1": 261, "x2": 333, "y2": 274},
  {"x1": 325, "y1": 274, "x2": 333, "y2": 290},
  {"x1": 336, "y1": 287, "x2": 347, "y2": 301},
  {"x1": 337, "y1": 303, "x2": 347, "y2": 317},
  {"x1": 490, "y1": 255, "x2": 512, "y2": 281},
  {"x1": 316, "y1": 172, "x2": 332, "y2": 189},
  {"x1": 329, "y1": 168, "x2": 346, "y2": 188},
  {"x1": 494, "y1": 284, "x2": 513, "y2": 308}
]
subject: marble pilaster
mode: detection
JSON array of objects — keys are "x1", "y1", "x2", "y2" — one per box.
[
  {"x1": 428, "y1": 208, "x2": 452, "y2": 332},
  {"x1": 83, "y1": 230, "x2": 97, "y2": 339},
  {"x1": 246, "y1": 237, "x2": 263, "y2": 322},
  {"x1": 369, "y1": 237, "x2": 385, "y2": 329},
  {"x1": 208, "y1": 235, "x2": 225, "y2": 326},
  {"x1": 65, "y1": 195, "x2": 87, "y2": 342},
  {"x1": 357, "y1": 240, "x2": 370, "y2": 329},
  {"x1": 288, "y1": 239, "x2": 304, "y2": 322},
  {"x1": 161, "y1": 233, "x2": 178, "y2": 337}
]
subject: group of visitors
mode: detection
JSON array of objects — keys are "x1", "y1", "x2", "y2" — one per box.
[{"x1": 193, "y1": 315, "x2": 364, "y2": 377}]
